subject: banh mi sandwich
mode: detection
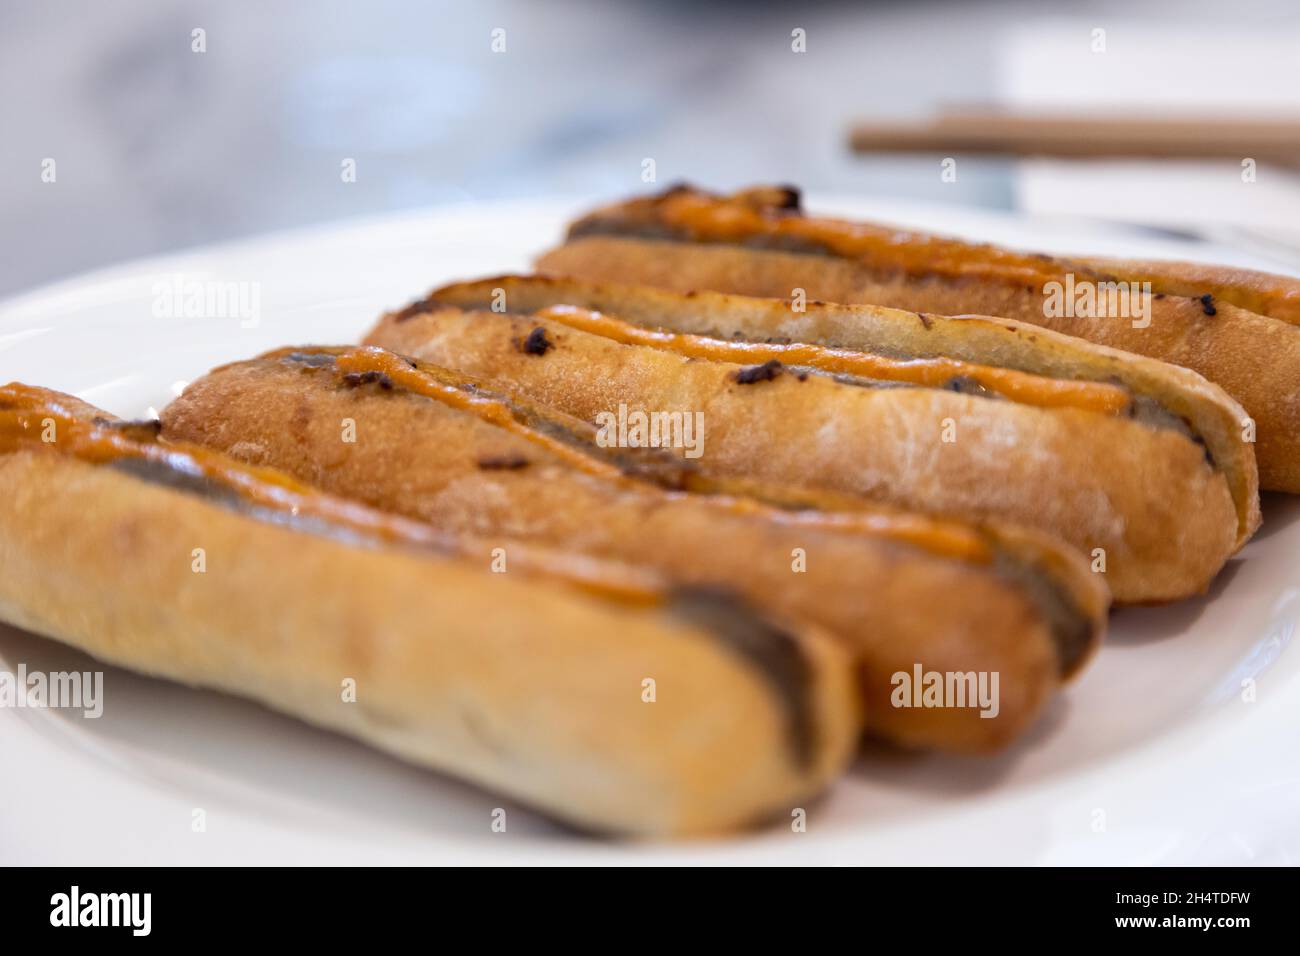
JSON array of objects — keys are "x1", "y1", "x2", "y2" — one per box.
[
  {"x1": 365, "y1": 279, "x2": 1260, "y2": 604},
  {"x1": 160, "y1": 345, "x2": 1108, "y2": 752},
  {"x1": 536, "y1": 184, "x2": 1300, "y2": 493},
  {"x1": 0, "y1": 383, "x2": 861, "y2": 837}
]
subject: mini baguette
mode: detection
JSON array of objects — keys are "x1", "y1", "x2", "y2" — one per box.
[
  {"x1": 161, "y1": 345, "x2": 1109, "y2": 752},
  {"x1": 536, "y1": 184, "x2": 1300, "y2": 492},
  {"x1": 0, "y1": 384, "x2": 859, "y2": 836},
  {"x1": 430, "y1": 274, "x2": 1258, "y2": 548},
  {"x1": 365, "y1": 285, "x2": 1257, "y2": 603}
]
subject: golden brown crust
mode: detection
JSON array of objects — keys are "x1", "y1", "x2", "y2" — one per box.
[
  {"x1": 162, "y1": 349, "x2": 1109, "y2": 751},
  {"x1": 537, "y1": 185, "x2": 1300, "y2": 493},
  {"x1": 365, "y1": 304, "x2": 1241, "y2": 603},
  {"x1": 0, "y1": 391, "x2": 860, "y2": 836}
]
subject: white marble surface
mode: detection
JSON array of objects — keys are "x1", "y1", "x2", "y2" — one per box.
[{"x1": 2, "y1": 0, "x2": 1296, "y2": 296}]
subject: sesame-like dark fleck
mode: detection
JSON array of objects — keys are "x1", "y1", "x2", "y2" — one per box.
[
  {"x1": 1200, "y1": 293, "x2": 1217, "y2": 316},
  {"x1": 943, "y1": 375, "x2": 987, "y2": 395},
  {"x1": 521, "y1": 326, "x2": 553, "y2": 355},
  {"x1": 342, "y1": 370, "x2": 394, "y2": 390},
  {"x1": 772, "y1": 185, "x2": 802, "y2": 210},
  {"x1": 734, "y1": 359, "x2": 784, "y2": 384},
  {"x1": 477, "y1": 455, "x2": 531, "y2": 470}
]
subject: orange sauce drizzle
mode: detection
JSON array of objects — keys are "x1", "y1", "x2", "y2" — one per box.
[
  {"x1": 532, "y1": 305, "x2": 1131, "y2": 416},
  {"x1": 271, "y1": 350, "x2": 995, "y2": 563},
  {"x1": 286, "y1": 346, "x2": 629, "y2": 481},
  {"x1": 655, "y1": 191, "x2": 1080, "y2": 287},
  {"x1": 0, "y1": 383, "x2": 661, "y2": 605}
]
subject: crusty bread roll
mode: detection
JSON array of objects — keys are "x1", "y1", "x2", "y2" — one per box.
[
  {"x1": 0, "y1": 384, "x2": 859, "y2": 836},
  {"x1": 162, "y1": 345, "x2": 1108, "y2": 752},
  {"x1": 366, "y1": 279, "x2": 1258, "y2": 603},
  {"x1": 536, "y1": 184, "x2": 1300, "y2": 492}
]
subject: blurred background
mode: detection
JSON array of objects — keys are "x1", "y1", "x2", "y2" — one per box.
[{"x1": 3, "y1": 0, "x2": 1299, "y2": 297}]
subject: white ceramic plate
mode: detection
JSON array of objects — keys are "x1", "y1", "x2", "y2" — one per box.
[{"x1": 2, "y1": 196, "x2": 1298, "y2": 865}]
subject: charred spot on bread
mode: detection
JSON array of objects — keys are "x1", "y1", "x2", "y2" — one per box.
[
  {"x1": 731, "y1": 184, "x2": 802, "y2": 213},
  {"x1": 1200, "y1": 293, "x2": 1217, "y2": 316},
  {"x1": 1125, "y1": 394, "x2": 1211, "y2": 464},
  {"x1": 992, "y1": 552, "x2": 1097, "y2": 677},
  {"x1": 108, "y1": 455, "x2": 247, "y2": 510},
  {"x1": 917, "y1": 313, "x2": 933, "y2": 330},
  {"x1": 943, "y1": 375, "x2": 994, "y2": 399},
  {"x1": 477, "y1": 454, "x2": 531, "y2": 470},
  {"x1": 342, "y1": 370, "x2": 394, "y2": 390},
  {"x1": 285, "y1": 351, "x2": 337, "y2": 368},
  {"x1": 762, "y1": 185, "x2": 802, "y2": 212},
  {"x1": 734, "y1": 360, "x2": 784, "y2": 384},
  {"x1": 1191, "y1": 433, "x2": 1214, "y2": 467},
  {"x1": 104, "y1": 453, "x2": 464, "y2": 558},
  {"x1": 93, "y1": 417, "x2": 163, "y2": 441},
  {"x1": 521, "y1": 326, "x2": 554, "y2": 356},
  {"x1": 774, "y1": 185, "x2": 802, "y2": 211},
  {"x1": 668, "y1": 586, "x2": 816, "y2": 769}
]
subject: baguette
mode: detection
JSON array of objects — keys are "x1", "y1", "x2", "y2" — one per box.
[
  {"x1": 161, "y1": 345, "x2": 1108, "y2": 752},
  {"x1": 366, "y1": 280, "x2": 1259, "y2": 603},
  {"x1": 0, "y1": 383, "x2": 859, "y2": 836},
  {"x1": 536, "y1": 184, "x2": 1300, "y2": 492}
]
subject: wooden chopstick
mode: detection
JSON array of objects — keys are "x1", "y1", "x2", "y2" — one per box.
[{"x1": 848, "y1": 108, "x2": 1300, "y2": 167}]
